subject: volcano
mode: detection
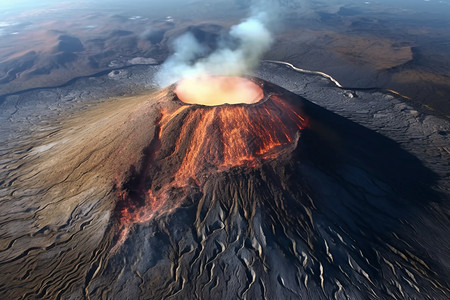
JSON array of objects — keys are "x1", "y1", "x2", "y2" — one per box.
[
  {"x1": 0, "y1": 76, "x2": 448, "y2": 299},
  {"x1": 113, "y1": 76, "x2": 307, "y2": 247}
]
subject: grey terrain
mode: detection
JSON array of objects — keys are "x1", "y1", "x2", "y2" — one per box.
[
  {"x1": 0, "y1": 1, "x2": 449, "y2": 299},
  {"x1": 0, "y1": 62, "x2": 448, "y2": 299}
]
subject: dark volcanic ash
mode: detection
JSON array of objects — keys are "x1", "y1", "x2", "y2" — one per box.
[{"x1": 0, "y1": 76, "x2": 448, "y2": 299}]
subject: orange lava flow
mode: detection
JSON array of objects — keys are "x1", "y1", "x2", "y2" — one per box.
[
  {"x1": 175, "y1": 76, "x2": 263, "y2": 106},
  {"x1": 171, "y1": 96, "x2": 306, "y2": 181},
  {"x1": 113, "y1": 80, "x2": 307, "y2": 249}
]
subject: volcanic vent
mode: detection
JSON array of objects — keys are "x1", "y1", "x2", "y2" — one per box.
[
  {"x1": 175, "y1": 76, "x2": 263, "y2": 106},
  {"x1": 114, "y1": 76, "x2": 307, "y2": 245}
]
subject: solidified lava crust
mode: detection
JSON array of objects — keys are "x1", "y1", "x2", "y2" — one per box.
[{"x1": 1, "y1": 74, "x2": 448, "y2": 299}]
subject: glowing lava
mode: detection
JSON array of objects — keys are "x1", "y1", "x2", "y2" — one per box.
[
  {"x1": 114, "y1": 78, "x2": 307, "y2": 249},
  {"x1": 175, "y1": 76, "x2": 263, "y2": 106}
]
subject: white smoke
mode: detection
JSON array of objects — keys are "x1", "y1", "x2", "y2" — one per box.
[{"x1": 155, "y1": 7, "x2": 275, "y2": 87}]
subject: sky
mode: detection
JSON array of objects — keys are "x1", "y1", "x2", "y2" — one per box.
[{"x1": 1, "y1": 0, "x2": 449, "y2": 15}]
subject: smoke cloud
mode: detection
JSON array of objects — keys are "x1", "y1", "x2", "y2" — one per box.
[{"x1": 155, "y1": 6, "x2": 275, "y2": 87}]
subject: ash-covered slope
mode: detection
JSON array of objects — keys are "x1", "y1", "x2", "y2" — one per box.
[
  {"x1": 0, "y1": 78, "x2": 448, "y2": 299},
  {"x1": 95, "y1": 79, "x2": 448, "y2": 300}
]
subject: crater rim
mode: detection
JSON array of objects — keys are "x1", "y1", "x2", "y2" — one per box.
[{"x1": 174, "y1": 75, "x2": 265, "y2": 107}]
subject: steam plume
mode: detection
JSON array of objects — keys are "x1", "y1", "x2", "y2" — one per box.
[{"x1": 155, "y1": 6, "x2": 274, "y2": 87}]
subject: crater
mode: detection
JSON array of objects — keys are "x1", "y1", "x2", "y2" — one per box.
[{"x1": 174, "y1": 76, "x2": 263, "y2": 106}]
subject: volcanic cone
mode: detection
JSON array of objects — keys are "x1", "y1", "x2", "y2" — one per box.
[{"x1": 0, "y1": 76, "x2": 448, "y2": 299}]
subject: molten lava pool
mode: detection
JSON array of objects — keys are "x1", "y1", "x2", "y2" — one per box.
[{"x1": 175, "y1": 76, "x2": 263, "y2": 106}]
